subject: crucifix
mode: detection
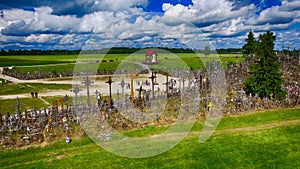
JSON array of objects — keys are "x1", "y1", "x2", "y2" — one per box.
[
  {"x1": 81, "y1": 76, "x2": 94, "y2": 107},
  {"x1": 12, "y1": 97, "x2": 25, "y2": 128},
  {"x1": 105, "y1": 76, "x2": 114, "y2": 107},
  {"x1": 70, "y1": 84, "x2": 82, "y2": 108},
  {"x1": 149, "y1": 71, "x2": 157, "y2": 98}
]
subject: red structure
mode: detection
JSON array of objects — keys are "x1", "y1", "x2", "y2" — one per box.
[{"x1": 143, "y1": 50, "x2": 159, "y2": 65}]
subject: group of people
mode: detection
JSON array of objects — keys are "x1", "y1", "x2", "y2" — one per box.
[{"x1": 30, "y1": 91, "x2": 38, "y2": 98}]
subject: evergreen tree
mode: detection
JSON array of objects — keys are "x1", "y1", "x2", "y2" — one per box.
[
  {"x1": 244, "y1": 31, "x2": 286, "y2": 99},
  {"x1": 242, "y1": 30, "x2": 257, "y2": 59}
]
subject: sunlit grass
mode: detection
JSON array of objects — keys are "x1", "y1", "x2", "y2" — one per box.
[{"x1": 0, "y1": 108, "x2": 299, "y2": 168}]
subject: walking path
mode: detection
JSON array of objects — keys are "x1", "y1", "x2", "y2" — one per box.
[
  {"x1": 0, "y1": 67, "x2": 183, "y2": 100},
  {"x1": 38, "y1": 97, "x2": 50, "y2": 105}
]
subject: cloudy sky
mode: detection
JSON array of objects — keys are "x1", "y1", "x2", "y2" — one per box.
[{"x1": 0, "y1": 0, "x2": 299, "y2": 50}]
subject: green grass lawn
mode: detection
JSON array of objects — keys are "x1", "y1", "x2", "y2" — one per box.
[
  {"x1": 2, "y1": 53, "x2": 243, "y2": 74},
  {"x1": 123, "y1": 107, "x2": 300, "y2": 137},
  {"x1": 0, "y1": 98, "x2": 49, "y2": 113},
  {"x1": 0, "y1": 83, "x2": 72, "y2": 112},
  {"x1": 0, "y1": 108, "x2": 299, "y2": 168},
  {"x1": 0, "y1": 96, "x2": 75, "y2": 113},
  {"x1": 0, "y1": 83, "x2": 72, "y2": 95}
]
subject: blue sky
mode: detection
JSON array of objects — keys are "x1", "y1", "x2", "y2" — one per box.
[{"x1": 0, "y1": 0, "x2": 299, "y2": 50}]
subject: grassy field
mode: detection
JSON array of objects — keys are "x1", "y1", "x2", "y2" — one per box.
[
  {"x1": 0, "y1": 55, "x2": 77, "y2": 67},
  {"x1": 0, "y1": 83, "x2": 72, "y2": 112},
  {"x1": 123, "y1": 107, "x2": 300, "y2": 137},
  {"x1": 0, "y1": 83, "x2": 72, "y2": 95},
  {"x1": 0, "y1": 96, "x2": 76, "y2": 113},
  {"x1": 0, "y1": 97, "x2": 49, "y2": 113},
  {"x1": 0, "y1": 108, "x2": 299, "y2": 168},
  {"x1": 2, "y1": 53, "x2": 244, "y2": 74}
]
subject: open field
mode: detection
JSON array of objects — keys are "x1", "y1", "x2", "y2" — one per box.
[
  {"x1": 0, "y1": 53, "x2": 241, "y2": 66},
  {"x1": 0, "y1": 97, "x2": 49, "y2": 113},
  {"x1": 0, "y1": 108, "x2": 299, "y2": 168},
  {"x1": 1, "y1": 53, "x2": 244, "y2": 74},
  {"x1": 0, "y1": 83, "x2": 72, "y2": 96},
  {"x1": 0, "y1": 83, "x2": 72, "y2": 112}
]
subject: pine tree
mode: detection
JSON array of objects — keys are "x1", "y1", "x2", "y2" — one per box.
[
  {"x1": 244, "y1": 31, "x2": 286, "y2": 99},
  {"x1": 242, "y1": 30, "x2": 257, "y2": 59}
]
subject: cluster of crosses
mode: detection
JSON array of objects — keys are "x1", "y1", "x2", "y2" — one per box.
[{"x1": 2, "y1": 54, "x2": 300, "y2": 147}]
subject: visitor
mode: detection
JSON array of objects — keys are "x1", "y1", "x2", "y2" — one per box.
[{"x1": 97, "y1": 93, "x2": 102, "y2": 107}]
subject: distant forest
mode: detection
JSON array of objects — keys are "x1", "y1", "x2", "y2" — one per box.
[{"x1": 0, "y1": 47, "x2": 297, "y2": 56}]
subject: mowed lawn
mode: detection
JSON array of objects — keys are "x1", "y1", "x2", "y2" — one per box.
[
  {"x1": 1, "y1": 53, "x2": 244, "y2": 74},
  {"x1": 0, "y1": 108, "x2": 299, "y2": 168}
]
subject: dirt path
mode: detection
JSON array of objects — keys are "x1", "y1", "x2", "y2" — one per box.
[{"x1": 0, "y1": 70, "x2": 184, "y2": 100}]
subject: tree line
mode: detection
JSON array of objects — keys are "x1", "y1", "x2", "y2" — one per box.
[{"x1": 0, "y1": 47, "x2": 247, "y2": 56}]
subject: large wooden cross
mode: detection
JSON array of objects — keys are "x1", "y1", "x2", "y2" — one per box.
[
  {"x1": 149, "y1": 71, "x2": 157, "y2": 98},
  {"x1": 127, "y1": 69, "x2": 139, "y2": 105},
  {"x1": 81, "y1": 76, "x2": 94, "y2": 107},
  {"x1": 70, "y1": 84, "x2": 82, "y2": 107},
  {"x1": 12, "y1": 97, "x2": 25, "y2": 128},
  {"x1": 105, "y1": 76, "x2": 114, "y2": 107}
]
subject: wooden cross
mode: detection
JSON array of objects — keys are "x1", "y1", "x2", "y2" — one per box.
[
  {"x1": 12, "y1": 97, "x2": 25, "y2": 128},
  {"x1": 149, "y1": 71, "x2": 157, "y2": 98},
  {"x1": 70, "y1": 84, "x2": 82, "y2": 107},
  {"x1": 161, "y1": 71, "x2": 170, "y2": 96},
  {"x1": 105, "y1": 76, "x2": 114, "y2": 107},
  {"x1": 136, "y1": 85, "x2": 146, "y2": 100},
  {"x1": 127, "y1": 69, "x2": 139, "y2": 105},
  {"x1": 81, "y1": 76, "x2": 94, "y2": 107}
]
